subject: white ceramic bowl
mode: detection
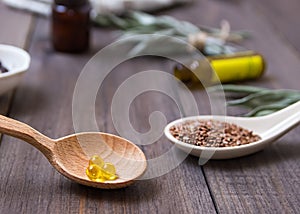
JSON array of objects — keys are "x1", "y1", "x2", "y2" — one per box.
[{"x1": 0, "y1": 44, "x2": 30, "y2": 95}]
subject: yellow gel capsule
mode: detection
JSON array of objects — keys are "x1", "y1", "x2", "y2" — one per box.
[
  {"x1": 86, "y1": 164, "x2": 102, "y2": 181},
  {"x1": 101, "y1": 163, "x2": 118, "y2": 180},
  {"x1": 89, "y1": 155, "x2": 104, "y2": 167}
]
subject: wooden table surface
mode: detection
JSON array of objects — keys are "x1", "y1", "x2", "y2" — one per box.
[{"x1": 0, "y1": 0, "x2": 299, "y2": 213}]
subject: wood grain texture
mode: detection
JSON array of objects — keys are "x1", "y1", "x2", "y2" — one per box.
[
  {"x1": 182, "y1": 0, "x2": 300, "y2": 213},
  {"x1": 0, "y1": 2, "x2": 34, "y2": 139},
  {"x1": 251, "y1": 0, "x2": 300, "y2": 54},
  {"x1": 0, "y1": 114, "x2": 53, "y2": 155},
  {"x1": 0, "y1": 0, "x2": 299, "y2": 213},
  {"x1": 0, "y1": 15, "x2": 216, "y2": 214},
  {"x1": 54, "y1": 132, "x2": 147, "y2": 189},
  {"x1": 0, "y1": 4, "x2": 33, "y2": 48},
  {"x1": 0, "y1": 114, "x2": 147, "y2": 189}
]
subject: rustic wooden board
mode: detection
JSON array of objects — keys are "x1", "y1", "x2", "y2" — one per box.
[
  {"x1": 174, "y1": 0, "x2": 300, "y2": 213},
  {"x1": 0, "y1": 15, "x2": 93, "y2": 213},
  {"x1": 0, "y1": 0, "x2": 299, "y2": 213},
  {"x1": 0, "y1": 4, "x2": 33, "y2": 113},
  {"x1": 0, "y1": 15, "x2": 216, "y2": 213},
  {"x1": 0, "y1": 4, "x2": 34, "y2": 48},
  {"x1": 0, "y1": 4, "x2": 33, "y2": 143},
  {"x1": 251, "y1": 0, "x2": 300, "y2": 53}
]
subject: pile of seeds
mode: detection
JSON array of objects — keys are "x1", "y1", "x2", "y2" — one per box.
[
  {"x1": 169, "y1": 120, "x2": 261, "y2": 147},
  {"x1": 0, "y1": 61, "x2": 8, "y2": 73}
]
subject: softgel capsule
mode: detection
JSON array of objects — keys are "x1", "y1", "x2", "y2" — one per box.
[{"x1": 86, "y1": 155, "x2": 118, "y2": 182}]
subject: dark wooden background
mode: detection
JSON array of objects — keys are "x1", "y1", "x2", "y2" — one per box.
[{"x1": 0, "y1": 0, "x2": 299, "y2": 213}]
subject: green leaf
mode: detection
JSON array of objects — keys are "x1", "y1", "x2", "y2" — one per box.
[{"x1": 209, "y1": 85, "x2": 300, "y2": 117}]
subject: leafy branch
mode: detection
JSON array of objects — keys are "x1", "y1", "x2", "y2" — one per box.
[
  {"x1": 208, "y1": 85, "x2": 300, "y2": 117},
  {"x1": 93, "y1": 11, "x2": 250, "y2": 56}
]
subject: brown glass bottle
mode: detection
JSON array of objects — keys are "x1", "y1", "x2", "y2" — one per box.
[{"x1": 52, "y1": 0, "x2": 91, "y2": 53}]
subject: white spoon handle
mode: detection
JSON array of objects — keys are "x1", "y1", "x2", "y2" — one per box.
[{"x1": 261, "y1": 101, "x2": 300, "y2": 139}]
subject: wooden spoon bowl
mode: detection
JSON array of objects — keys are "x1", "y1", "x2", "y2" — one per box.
[{"x1": 0, "y1": 115, "x2": 147, "y2": 189}]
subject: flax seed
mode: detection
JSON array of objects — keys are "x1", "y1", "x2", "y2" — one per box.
[{"x1": 169, "y1": 120, "x2": 261, "y2": 147}]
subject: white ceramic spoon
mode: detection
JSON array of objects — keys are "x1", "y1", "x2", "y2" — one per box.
[{"x1": 164, "y1": 101, "x2": 300, "y2": 159}]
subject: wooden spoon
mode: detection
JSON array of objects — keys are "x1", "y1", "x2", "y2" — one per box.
[{"x1": 0, "y1": 115, "x2": 147, "y2": 189}]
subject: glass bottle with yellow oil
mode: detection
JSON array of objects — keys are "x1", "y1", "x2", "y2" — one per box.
[{"x1": 174, "y1": 51, "x2": 266, "y2": 86}]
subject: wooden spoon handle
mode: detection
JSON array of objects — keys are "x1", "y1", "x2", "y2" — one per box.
[{"x1": 0, "y1": 114, "x2": 54, "y2": 155}]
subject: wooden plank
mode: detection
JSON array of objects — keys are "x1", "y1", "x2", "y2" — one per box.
[
  {"x1": 250, "y1": 0, "x2": 300, "y2": 54},
  {"x1": 172, "y1": 0, "x2": 300, "y2": 213},
  {"x1": 0, "y1": 0, "x2": 299, "y2": 213},
  {"x1": 94, "y1": 57, "x2": 217, "y2": 213},
  {"x1": 0, "y1": 16, "x2": 217, "y2": 213},
  {"x1": 0, "y1": 4, "x2": 33, "y2": 139},
  {"x1": 0, "y1": 3, "x2": 36, "y2": 213},
  {"x1": 0, "y1": 4, "x2": 34, "y2": 48},
  {"x1": 0, "y1": 15, "x2": 88, "y2": 213},
  {"x1": 0, "y1": 3, "x2": 34, "y2": 117}
]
